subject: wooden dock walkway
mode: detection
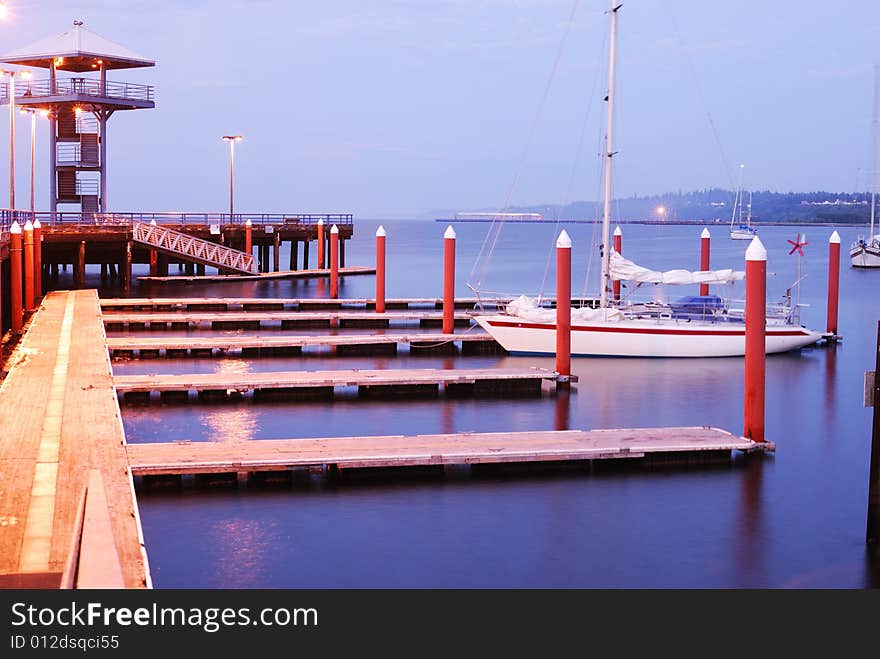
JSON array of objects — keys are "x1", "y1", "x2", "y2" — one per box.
[
  {"x1": 0, "y1": 291, "x2": 150, "y2": 588},
  {"x1": 114, "y1": 367, "x2": 559, "y2": 402},
  {"x1": 102, "y1": 310, "x2": 475, "y2": 330},
  {"x1": 126, "y1": 427, "x2": 766, "y2": 478},
  {"x1": 137, "y1": 265, "x2": 375, "y2": 282},
  {"x1": 99, "y1": 296, "x2": 600, "y2": 312},
  {"x1": 107, "y1": 332, "x2": 503, "y2": 358}
]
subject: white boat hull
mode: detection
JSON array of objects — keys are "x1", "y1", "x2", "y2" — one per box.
[
  {"x1": 850, "y1": 242, "x2": 880, "y2": 268},
  {"x1": 730, "y1": 228, "x2": 758, "y2": 240},
  {"x1": 475, "y1": 315, "x2": 821, "y2": 358}
]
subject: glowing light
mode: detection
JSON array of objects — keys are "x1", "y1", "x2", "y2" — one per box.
[
  {"x1": 74, "y1": 106, "x2": 82, "y2": 115},
  {"x1": 656, "y1": 206, "x2": 666, "y2": 216},
  {"x1": 0, "y1": 2, "x2": 8, "y2": 20},
  {"x1": 39, "y1": 109, "x2": 49, "y2": 118}
]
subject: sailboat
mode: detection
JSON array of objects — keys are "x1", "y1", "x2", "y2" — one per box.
[
  {"x1": 730, "y1": 165, "x2": 758, "y2": 240},
  {"x1": 473, "y1": 2, "x2": 821, "y2": 358},
  {"x1": 850, "y1": 64, "x2": 879, "y2": 268}
]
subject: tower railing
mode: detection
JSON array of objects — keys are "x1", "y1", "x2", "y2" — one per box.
[{"x1": 0, "y1": 78, "x2": 154, "y2": 104}]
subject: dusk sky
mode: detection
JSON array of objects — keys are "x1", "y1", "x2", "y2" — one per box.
[{"x1": 1, "y1": 0, "x2": 878, "y2": 217}]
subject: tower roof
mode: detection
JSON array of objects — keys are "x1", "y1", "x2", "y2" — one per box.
[{"x1": 0, "y1": 21, "x2": 154, "y2": 71}]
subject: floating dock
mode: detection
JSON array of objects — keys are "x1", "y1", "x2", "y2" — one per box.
[
  {"x1": 102, "y1": 310, "x2": 475, "y2": 330},
  {"x1": 106, "y1": 332, "x2": 503, "y2": 358},
  {"x1": 114, "y1": 367, "x2": 559, "y2": 402},
  {"x1": 0, "y1": 291, "x2": 149, "y2": 588},
  {"x1": 127, "y1": 427, "x2": 766, "y2": 480},
  {"x1": 99, "y1": 296, "x2": 600, "y2": 312}
]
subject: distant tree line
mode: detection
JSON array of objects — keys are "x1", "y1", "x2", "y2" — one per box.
[{"x1": 505, "y1": 189, "x2": 876, "y2": 224}]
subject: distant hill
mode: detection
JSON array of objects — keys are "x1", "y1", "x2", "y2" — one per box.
[{"x1": 450, "y1": 189, "x2": 875, "y2": 224}]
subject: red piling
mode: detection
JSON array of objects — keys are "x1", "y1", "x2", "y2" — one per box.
[
  {"x1": 376, "y1": 226, "x2": 386, "y2": 313},
  {"x1": 612, "y1": 225, "x2": 622, "y2": 301},
  {"x1": 317, "y1": 218, "x2": 325, "y2": 269},
  {"x1": 10, "y1": 221, "x2": 23, "y2": 332},
  {"x1": 33, "y1": 219, "x2": 42, "y2": 299},
  {"x1": 700, "y1": 227, "x2": 711, "y2": 297},
  {"x1": 744, "y1": 237, "x2": 767, "y2": 443},
  {"x1": 244, "y1": 218, "x2": 253, "y2": 257},
  {"x1": 330, "y1": 224, "x2": 339, "y2": 299},
  {"x1": 556, "y1": 230, "x2": 572, "y2": 385},
  {"x1": 442, "y1": 225, "x2": 456, "y2": 334},
  {"x1": 826, "y1": 230, "x2": 841, "y2": 337},
  {"x1": 23, "y1": 220, "x2": 35, "y2": 311}
]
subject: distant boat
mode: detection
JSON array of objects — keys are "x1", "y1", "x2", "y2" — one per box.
[
  {"x1": 850, "y1": 65, "x2": 879, "y2": 268},
  {"x1": 730, "y1": 164, "x2": 758, "y2": 240},
  {"x1": 454, "y1": 212, "x2": 545, "y2": 222}
]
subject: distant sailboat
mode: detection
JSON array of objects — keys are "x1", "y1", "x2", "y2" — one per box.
[
  {"x1": 850, "y1": 64, "x2": 880, "y2": 268},
  {"x1": 730, "y1": 164, "x2": 758, "y2": 240}
]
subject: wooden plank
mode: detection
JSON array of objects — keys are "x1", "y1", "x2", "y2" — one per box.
[
  {"x1": 0, "y1": 291, "x2": 149, "y2": 588},
  {"x1": 113, "y1": 367, "x2": 556, "y2": 395},
  {"x1": 102, "y1": 310, "x2": 475, "y2": 325},
  {"x1": 99, "y1": 296, "x2": 599, "y2": 311},
  {"x1": 866, "y1": 370, "x2": 875, "y2": 408},
  {"x1": 76, "y1": 470, "x2": 125, "y2": 589},
  {"x1": 106, "y1": 332, "x2": 497, "y2": 355},
  {"x1": 127, "y1": 427, "x2": 765, "y2": 476}
]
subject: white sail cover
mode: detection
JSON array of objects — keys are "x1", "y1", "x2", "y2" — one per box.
[
  {"x1": 609, "y1": 250, "x2": 744, "y2": 285},
  {"x1": 505, "y1": 296, "x2": 624, "y2": 323}
]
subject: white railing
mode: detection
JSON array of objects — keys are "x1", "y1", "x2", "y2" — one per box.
[{"x1": 132, "y1": 221, "x2": 257, "y2": 275}]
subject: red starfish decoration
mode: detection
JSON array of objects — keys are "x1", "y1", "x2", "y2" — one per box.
[{"x1": 788, "y1": 233, "x2": 808, "y2": 256}]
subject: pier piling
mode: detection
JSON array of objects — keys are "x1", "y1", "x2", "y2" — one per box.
[
  {"x1": 744, "y1": 237, "x2": 767, "y2": 443},
  {"x1": 612, "y1": 225, "x2": 622, "y2": 300},
  {"x1": 443, "y1": 225, "x2": 456, "y2": 334},
  {"x1": 23, "y1": 220, "x2": 35, "y2": 311},
  {"x1": 376, "y1": 226, "x2": 386, "y2": 313},
  {"x1": 10, "y1": 221, "x2": 23, "y2": 331},
  {"x1": 317, "y1": 218, "x2": 325, "y2": 269},
  {"x1": 33, "y1": 219, "x2": 42, "y2": 299},
  {"x1": 556, "y1": 230, "x2": 572, "y2": 387},
  {"x1": 867, "y1": 321, "x2": 880, "y2": 545},
  {"x1": 330, "y1": 225, "x2": 340, "y2": 299},
  {"x1": 826, "y1": 230, "x2": 841, "y2": 338},
  {"x1": 700, "y1": 227, "x2": 711, "y2": 297}
]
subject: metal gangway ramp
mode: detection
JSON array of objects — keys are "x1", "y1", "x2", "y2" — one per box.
[{"x1": 132, "y1": 221, "x2": 258, "y2": 275}]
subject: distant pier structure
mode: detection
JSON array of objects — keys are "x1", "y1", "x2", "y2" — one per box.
[{"x1": 0, "y1": 20, "x2": 155, "y2": 215}]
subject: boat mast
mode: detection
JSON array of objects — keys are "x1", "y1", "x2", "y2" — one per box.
[
  {"x1": 600, "y1": 1, "x2": 621, "y2": 309},
  {"x1": 871, "y1": 64, "x2": 878, "y2": 238}
]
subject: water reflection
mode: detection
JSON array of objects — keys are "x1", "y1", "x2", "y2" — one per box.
[{"x1": 199, "y1": 360, "x2": 258, "y2": 443}]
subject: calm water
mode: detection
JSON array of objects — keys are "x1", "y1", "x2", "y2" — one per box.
[{"x1": 106, "y1": 220, "x2": 880, "y2": 588}]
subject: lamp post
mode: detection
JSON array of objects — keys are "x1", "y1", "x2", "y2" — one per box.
[
  {"x1": 222, "y1": 135, "x2": 242, "y2": 222},
  {"x1": 19, "y1": 108, "x2": 47, "y2": 214}
]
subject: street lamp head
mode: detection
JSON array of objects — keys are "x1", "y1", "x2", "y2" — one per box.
[{"x1": 222, "y1": 135, "x2": 243, "y2": 142}]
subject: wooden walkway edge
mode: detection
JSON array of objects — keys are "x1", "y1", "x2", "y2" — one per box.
[{"x1": 0, "y1": 291, "x2": 150, "y2": 589}]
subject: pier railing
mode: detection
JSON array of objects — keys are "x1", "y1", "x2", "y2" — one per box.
[
  {"x1": 0, "y1": 208, "x2": 37, "y2": 238},
  {"x1": 23, "y1": 211, "x2": 353, "y2": 228},
  {"x1": 1, "y1": 78, "x2": 154, "y2": 104}
]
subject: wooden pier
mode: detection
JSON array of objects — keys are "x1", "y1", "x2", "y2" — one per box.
[
  {"x1": 0, "y1": 291, "x2": 150, "y2": 588},
  {"x1": 106, "y1": 332, "x2": 503, "y2": 358},
  {"x1": 102, "y1": 310, "x2": 475, "y2": 330},
  {"x1": 114, "y1": 367, "x2": 559, "y2": 402},
  {"x1": 127, "y1": 427, "x2": 766, "y2": 480}
]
